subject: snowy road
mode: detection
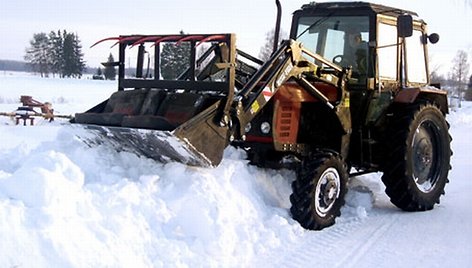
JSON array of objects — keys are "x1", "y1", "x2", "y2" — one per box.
[
  {"x1": 255, "y1": 112, "x2": 472, "y2": 267},
  {"x1": 260, "y1": 190, "x2": 471, "y2": 268}
]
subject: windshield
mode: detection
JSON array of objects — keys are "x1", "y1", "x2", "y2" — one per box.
[{"x1": 296, "y1": 16, "x2": 370, "y2": 83}]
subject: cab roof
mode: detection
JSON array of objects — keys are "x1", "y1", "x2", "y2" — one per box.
[{"x1": 299, "y1": 2, "x2": 418, "y2": 18}]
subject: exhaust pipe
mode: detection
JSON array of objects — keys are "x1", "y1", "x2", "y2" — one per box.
[{"x1": 273, "y1": 0, "x2": 282, "y2": 54}]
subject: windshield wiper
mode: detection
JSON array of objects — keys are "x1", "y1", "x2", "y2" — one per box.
[{"x1": 296, "y1": 11, "x2": 335, "y2": 39}]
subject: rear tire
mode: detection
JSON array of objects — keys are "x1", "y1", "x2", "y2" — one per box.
[
  {"x1": 382, "y1": 103, "x2": 451, "y2": 211},
  {"x1": 290, "y1": 151, "x2": 348, "y2": 230}
]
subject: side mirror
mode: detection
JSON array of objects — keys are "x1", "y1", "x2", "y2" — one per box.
[
  {"x1": 428, "y1": 33, "x2": 440, "y2": 44},
  {"x1": 397, "y1": 14, "x2": 413, "y2": 38},
  {"x1": 421, "y1": 33, "x2": 440, "y2": 44}
]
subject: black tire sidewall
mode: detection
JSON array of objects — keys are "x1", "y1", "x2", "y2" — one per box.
[
  {"x1": 382, "y1": 104, "x2": 451, "y2": 211},
  {"x1": 291, "y1": 152, "x2": 348, "y2": 230},
  {"x1": 404, "y1": 105, "x2": 450, "y2": 203}
]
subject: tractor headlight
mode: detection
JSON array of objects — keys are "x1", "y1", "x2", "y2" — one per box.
[
  {"x1": 244, "y1": 123, "x2": 252, "y2": 133},
  {"x1": 260, "y1": 122, "x2": 271, "y2": 134}
]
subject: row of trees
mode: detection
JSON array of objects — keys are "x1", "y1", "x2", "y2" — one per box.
[{"x1": 24, "y1": 30, "x2": 85, "y2": 78}]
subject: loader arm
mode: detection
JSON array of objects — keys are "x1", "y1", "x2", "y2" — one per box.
[{"x1": 230, "y1": 39, "x2": 351, "y2": 142}]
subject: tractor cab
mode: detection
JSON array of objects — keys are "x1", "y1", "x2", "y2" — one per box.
[{"x1": 290, "y1": 2, "x2": 437, "y2": 91}]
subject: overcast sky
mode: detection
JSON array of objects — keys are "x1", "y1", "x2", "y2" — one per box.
[{"x1": 0, "y1": 0, "x2": 470, "y2": 75}]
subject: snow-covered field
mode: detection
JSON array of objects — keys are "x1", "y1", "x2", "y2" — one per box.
[{"x1": 0, "y1": 72, "x2": 471, "y2": 267}]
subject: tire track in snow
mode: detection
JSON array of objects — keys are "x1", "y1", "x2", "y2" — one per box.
[
  {"x1": 255, "y1": 211, "x2": 401, "y2": 267},
  {"x1": 334, "y1": 213, "x2": 401, "y2": 268}
]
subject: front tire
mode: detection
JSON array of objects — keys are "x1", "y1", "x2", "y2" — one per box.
[
  {"x1": 290, "y1": 151, "x2": 348, "y2": 230},
  {"x1": 382, "y1": 103, "x2": 451, "y2": 211}
]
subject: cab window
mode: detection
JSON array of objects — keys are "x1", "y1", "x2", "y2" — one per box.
[
  {"x1": 377, "y1": 22, "x2": 397, "y2": 81},
  {"x1": 295, "y1": 15, "x2": 370, "y2": 84},
  {"x1": 406, "y1": 30, "x2": 427, "y2": 84}
]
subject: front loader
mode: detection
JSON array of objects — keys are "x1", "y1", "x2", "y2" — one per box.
[{"x1": 73, "y1": 1, "x2": 451, "y2": 230}]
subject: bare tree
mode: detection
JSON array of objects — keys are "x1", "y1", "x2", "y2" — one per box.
[
  {"x1": 429, "y1": 59, "x2": 446, "y2": 85},
  {"x1": 258, "y1": 28, "x2": 288, "y2": 61},
  {"x1": 24, "y1": 33, "x2": 51, "y2": 77},
  {"x1": 450, "y1": 50, "x2": 470, "y2": 108}
]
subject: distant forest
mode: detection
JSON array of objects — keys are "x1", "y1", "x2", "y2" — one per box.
[
  {"x1": 0, "y1": 60, "x2": 31, "y2": 72},
  {"x1": 0, "y1": 59, "x2": 147, "y2": 77},
  {"x1": 0, "y1": 59, "x2": 100, "y2": 75}
]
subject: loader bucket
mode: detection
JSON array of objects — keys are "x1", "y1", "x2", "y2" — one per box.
[
  {"x1": 73, "y1": 89, "x2": 231, "y2": 167},
  {"x1": 73, "y1": 100, "x2": 229, "y2": 167}
]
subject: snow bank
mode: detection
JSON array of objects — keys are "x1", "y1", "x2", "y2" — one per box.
[
  {"x1": 0, "y1": 123, "x2": 306, "y2": 267},
  {"x1": 0, "y1": 121, "x2": 376, "y2": 267}
]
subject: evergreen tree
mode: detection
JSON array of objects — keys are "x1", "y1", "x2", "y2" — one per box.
[
  {"x1": 93, "y1": 67, "x2": 104, "y2": 80},
  {"x1": 160, "y1": 31, "x2": 190, "y2": 80},
  {"x1": 72, "y1": 33, "x2": 86, "y2": 78},
  {"x1": 103, "y1": 53, "x2": 117, "y2": 80},
  {"x1": 61, "y1": 30, "x2": 75, "y2": 77},
  {"x1": 465, "y1": 75, "x2": 472, "y2": 101},
  {"x1": 48, "y1": 30, "x2": 64, "y2": 77},
  {"x1": 24, "y1": 33, "x2": 51, "y2": 77}
]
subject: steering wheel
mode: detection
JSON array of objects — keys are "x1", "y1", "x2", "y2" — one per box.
[{"x1": 332, "y1": 55, "x2": 344, "y2": 65}]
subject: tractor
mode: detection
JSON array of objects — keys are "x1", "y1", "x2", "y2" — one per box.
[{"x1": 72, "y1": 1, "x2": 451, "y2": 230}]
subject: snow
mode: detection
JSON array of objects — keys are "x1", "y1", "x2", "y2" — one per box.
[{"x1": 0, "y1": 73, "x2": 471, "y2": 267}]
